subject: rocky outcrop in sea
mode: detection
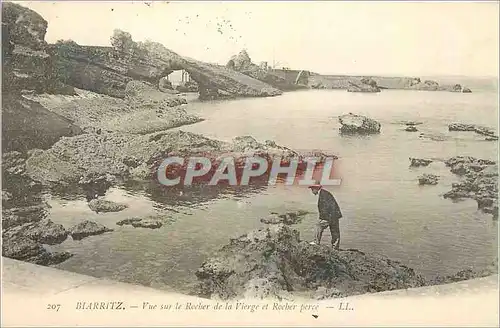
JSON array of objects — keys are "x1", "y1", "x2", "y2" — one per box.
[
  {"x1": 443, "y1": 156, "x2": 498, "y2": 219},
  {"x1": 195, "y1": 224, "x2": 426, "y2": 300},
  {"x1": 338, "y1": 113, "x2": 381, "y2": 134}
]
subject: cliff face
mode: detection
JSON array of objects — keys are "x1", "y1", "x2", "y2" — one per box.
[{"x1": 2, "y1": 2, "x2": 82, "y2": 153}]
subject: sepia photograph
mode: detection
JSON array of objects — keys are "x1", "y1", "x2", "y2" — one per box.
[{"x1": 1, "y1": 1, "x2": 499, "y2": 326}]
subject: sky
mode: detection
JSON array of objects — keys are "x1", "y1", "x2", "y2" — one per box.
[{"x1": 17, "y1": 1, "x2": 500, "y2": 77}]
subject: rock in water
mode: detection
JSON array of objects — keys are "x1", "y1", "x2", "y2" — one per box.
[
  {"x1": 346, "y1": 79, "x2": 381, "y2": 93},
  {"x1": 88, "y1": 199, "x2": 128, "y2": 213},
  {"x1": 405, "y1": 126, "x2": 418, "y2": 132},
  {"x1": 418, "y1": 174, "x2": 439, "y2": 185},
  {"x1": 69, "y1": 220, "x2": 113, "y2": 240},
  {"x1": 195, "y1": 225, "x2": 425, "y2": 300},
  {"x1": 443, "y1": 157, "x2": 498, "y2": 218},
  {"x1": 131, "y1": 219, "x2": 163, "y2": 229},
  {"x1": 116, "y1": 218, "x2": 142, "y2": 226},
  {"x1": 338, "y1": 114, "x2": 381, "y2": 135},
  {"x1": 409, "y1": 158, "x2": 433, "y2": 167}
]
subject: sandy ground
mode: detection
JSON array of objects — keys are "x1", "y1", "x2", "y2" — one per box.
[{"x1": 2, "y1": 257, "x2": 498, "y2": 327}]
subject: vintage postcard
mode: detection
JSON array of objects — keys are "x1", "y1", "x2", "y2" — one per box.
[{"x1": 1, "y1": 1, "x2": 499, "y2": 326}]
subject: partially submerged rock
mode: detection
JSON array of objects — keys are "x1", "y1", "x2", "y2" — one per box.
[
  {"x1": 2, "y1": 235, "x2": 72, "y2": 265},
  {"x1": 227, "y1": 50, "x2": 306, "y2": 91},
  {"x1": 195, "y1": 224, "x2": 425, "y2": 300},
  {"x1": 338, "y1": 114, "x2": 381, "y2": 135},
  {"x1": 418, "y1": 132, "x2": 449, "y2": 142},
  {"x1": 418, "y1": 174, "x2": 439, "y2": 185},
  {"x1": 88, "y1": 199, "x2": 128, "y2": 213},
  {"x1": 117, "y1": 215, "x2": 173, "y2": 229},
  {"x1": 69, "y1": 220, "x2": 113, "y2": 240},
  {"x1": 260, "y1": 210, "x2": 311, "y2": 225},
  {"x1": 25, "y1": 130, "x2": 331, "y2": 188},
  {"x1": 53, "y1": 30, "x2": 282, "y2": 100},
  {"x1": 116, "y1": 216, "x2": 164, "y2": 229},
  {"x1": 409, "y1": 158, "x2": 433, "y2": 167},
  {"x1": 443, "y1": 156, "x2": 498, "y2": 218}
]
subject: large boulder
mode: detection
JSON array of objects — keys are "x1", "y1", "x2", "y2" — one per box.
[
  {"x1": 195, "y1": 224, "x2": 426, "y2": 300},
  {"x1": 338, "y1": 114, "x2": 381, "y2": 135}
]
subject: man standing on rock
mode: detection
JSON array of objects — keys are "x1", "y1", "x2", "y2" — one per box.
[{"x1": 308, "y1": 184, "x2": 343, "y2": 250}]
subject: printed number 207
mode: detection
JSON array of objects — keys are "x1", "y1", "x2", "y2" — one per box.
[{"x1": 47, "y1": 304, "x2": 61, "y2": 312}]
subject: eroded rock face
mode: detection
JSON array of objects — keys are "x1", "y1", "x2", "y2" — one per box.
[
  {"x1": 346, "y1": 78, "x2": 380, "y2": 93},
  {"x1": 338, "y1": 114, "x2": 381, "y2": 135},
  {"x1": 449, "y1": 123, "x2": 498, "y2": 139},
  {"x1": 409, "y1": 158, "x2": 433, "y2": 167},
  {"x1": 69, "y1": 220, "x2": 113, "y2": 240},
  {"x1": 195, "y1": 224, "x2": 426, "y2": 300},
  {"x1": 443, "y1": 156, "x2": 498, "y2": 218}
]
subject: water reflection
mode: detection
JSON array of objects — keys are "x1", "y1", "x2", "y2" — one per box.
[{"x1": 123, "y1": 179, "x2": 270, "y2": 209}]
